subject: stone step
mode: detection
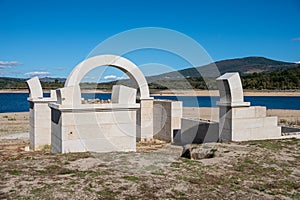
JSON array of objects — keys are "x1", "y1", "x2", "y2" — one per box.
[
  {"x1": 232, "y1": 116, "x2": 278, "y2": 130},
  {"x1": 231, "y1": 106, "x2": 266, "y2": 119}
]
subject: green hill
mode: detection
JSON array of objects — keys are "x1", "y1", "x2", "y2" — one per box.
[
  {"x1": 0, "y1": 57, "x2": 299, "y2": 90},
  {"x1": 154, "y1": 56, "x2": 298, "y2": 79},
  {"x1": 242, "y1": 65, "x2": 300, "y2": 90}
]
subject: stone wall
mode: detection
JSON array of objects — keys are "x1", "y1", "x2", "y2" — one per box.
[
  {"x1": 50, "y1": 106, "x2": 138, "y2": 153},
  {"x1": 153, "y1": 100, "x2": 182, "y2": 142},
  {"x1": 180, "y1": 118, "x2": 219, "y2": 145},
  {"x1": 219, "y1": 106, "x2": 281, "y2": 141}
]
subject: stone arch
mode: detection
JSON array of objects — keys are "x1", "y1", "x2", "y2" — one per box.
[{"x1": 65, "y1": 54, "x2": 151, "y2": 100}]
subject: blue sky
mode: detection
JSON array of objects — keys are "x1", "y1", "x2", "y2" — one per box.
[{"x1": 0, "y1": 0, "x2": 299, "y2": 80}]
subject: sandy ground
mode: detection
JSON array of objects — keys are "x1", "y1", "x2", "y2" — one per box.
[
  {"x1": 0, "y1": 112, "x2": 29, "y2": 136},
  {"x1": 1, "y1": 89, "x2": 300, "y2": 96},
  {"x1": 0, "y1": 138, "x2": 299, "y2": 199}
]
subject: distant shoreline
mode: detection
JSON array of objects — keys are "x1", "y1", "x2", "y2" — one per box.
[{"x1": 1, "y1": 89, "x2": 300, "y2": 96}]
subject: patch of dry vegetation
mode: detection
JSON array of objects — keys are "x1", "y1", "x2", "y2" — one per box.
[
  {"x1": 0, "y1": 138, "x2": 299, "y2": 199},
  {"x1": 0, "y1": 112, "x2": 29, "y2": 136}
]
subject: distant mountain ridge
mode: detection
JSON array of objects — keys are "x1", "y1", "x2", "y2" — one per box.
[
  {"x1": 0, "y1": 56, "x2": 299, "y2": 90},
  {"x1": 152, "y1": 57, "x2": 298, "y2": 79}
]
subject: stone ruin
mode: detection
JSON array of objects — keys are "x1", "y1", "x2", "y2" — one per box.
[
  {"x1": 27, "y1": 55, "x2": 182, "y2": 153},
  {"x1": 216, "y1": 72, "x2": 281, "y2": 141},
  {"x1": 26, "y1": 55, "x2": 282, "y2": 153}
]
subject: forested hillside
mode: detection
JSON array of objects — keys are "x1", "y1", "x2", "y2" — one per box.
[{"x1": 0, "y1": 57, "x2": 299, "y2": 90}]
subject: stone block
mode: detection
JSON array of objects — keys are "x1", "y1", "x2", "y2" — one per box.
[
  {"x1": 216, "y1": 73, "x2": 244, "y2": 104},
  {"x1": 56, "y1": 85, "x2": 81, "y2": 106},
  {"x1": 232, "y1": 128, "x2": 251, "y2": 141},
  {"x1": 181, "y1": 118, "x2": 219, "y2": 144},
  {"x1": 232, "y1": 107, "x2": 256, "y2": 119},
  {"x1": 255, "y1": 106, "x2": 267, "y2": 117},
  {"x1": 172, "y1": 108, "x2": 183, "y2": 117},
  {"x1": 26, "y1": 76, "x2": 43, "y2": 99},
  {"x1": 50, "y1": 105, "x2": 138, "y2": 153},
  {"x1": 232, "y1": 118, "x2": 264, "y2": 130},
  {"x1": 263, "y1": 116, "x2": 278, "y2": 127},
  {"x1": 172, "y1": 116, "x2": 181, "y2": 129},
  {"x1": 111, "y1": 85, "x2": 136, "y2": 104},
  {"x1": 249, "y1": 127, "x2": 281, "y2": 140}
]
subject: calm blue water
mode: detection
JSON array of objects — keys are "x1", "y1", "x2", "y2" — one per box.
[{"x1": 0, "y1": 93, "x2": 299, "y2": 113}]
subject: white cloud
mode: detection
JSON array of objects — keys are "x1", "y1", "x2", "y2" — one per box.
[
  {"x1": 292, "y1": 37, "x2": 300, "y2": 41},
  {"x1": 24, "y1": 71, "x2": 50, "y2": 77},
  {"x1": 103, "y1": 75, "x2": 117, "y2": 80},
  {"x1": 116, "y1": 75, "x2": 128, "y2": 80},
  {"x1": 103, "y1": 74, "x2": 129, "y2": 80},
  {"x1": 0, "y1": 61, "x2": 21, "y2": 69}
]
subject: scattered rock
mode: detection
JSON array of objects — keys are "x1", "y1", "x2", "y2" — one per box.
[{"x1": 181, "y1": 145, "x2": 217, "y2": 160}]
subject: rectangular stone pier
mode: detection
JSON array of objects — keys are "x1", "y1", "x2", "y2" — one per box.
[{"x1": 49, "y1": 104, "x2": 139, "y2": 153}]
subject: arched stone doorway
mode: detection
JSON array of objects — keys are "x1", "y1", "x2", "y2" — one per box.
[
  {"x1": 65, "y1": 54, "x2": 151, "y2": 100},
  {"x1": 49, "y1": 55, "x2": 154, "y2": 153}
]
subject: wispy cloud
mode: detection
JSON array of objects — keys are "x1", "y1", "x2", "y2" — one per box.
[
  {"x1": 0, "y1": 61, "x2": 21, "y2": 69},
  {"x1": 24, "y1": 71, "x2": 50, "y2": 77},
  {"x1": 292, "y1": 37, "x2": 300, "y2": 41},
  {"x1": 103, "y1": 74, "x2": 128, "y2": 80},
  {"x1": 104, "y1": 75, "x2": 117, "y2": 80}
]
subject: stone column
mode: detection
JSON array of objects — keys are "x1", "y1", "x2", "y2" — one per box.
[
  {"x1": 28, "y1": 98, "x2": 56, "y2": 150},
  {"x1": 137, "y1": 98, "x2": 154, "y2": 141},
  {"x1": 26, "y1": 77, "x2": 57, "y2": 150}
]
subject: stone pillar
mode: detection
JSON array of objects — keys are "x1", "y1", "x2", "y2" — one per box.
[
  {"x1": 26, "y1": 77, "x2": 57, "y2": 150},
  {"x1": 137, "y1": 98, "x2": 154, "y2": 141}
]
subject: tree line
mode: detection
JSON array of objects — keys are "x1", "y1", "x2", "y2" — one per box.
[{"x1": 0, "y1": 65, "x2": 299, "y2": 90}]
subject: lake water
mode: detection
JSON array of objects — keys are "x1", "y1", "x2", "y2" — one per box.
[{"x1": 0, "y1": 93, "x2": 299, "y2": 113}]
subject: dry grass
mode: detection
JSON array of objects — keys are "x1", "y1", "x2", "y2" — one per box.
[
  {"x1": 0, "y1": 138, "x2": 299, "y2": 199},
  {"x1": 0, "y1": 112, "x2": 29, "y2": 136}
]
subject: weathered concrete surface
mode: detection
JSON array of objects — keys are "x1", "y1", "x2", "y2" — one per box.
[
  {"x1": 217, "y1": 73, "x2": 281, "y2": 142},
  {"x1": 26, "y1": 77, "x2": 57, "y2": 150},
  {"x1": 153, "y1": 100, "x2": 182, "y2": 142},
  {"x1": 179, "y1": 118, "x2": 219, "y2": 145},
  {"x1": 50, "y1": 104, "x2": 139, "y2": 153}
]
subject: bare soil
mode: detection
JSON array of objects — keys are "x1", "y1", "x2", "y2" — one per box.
[
  {"x1": 0, "y1": 138, "x2": 299, "y2": 199},
  {"x1": 0, "y1": 112, "x2": 299, "y2": 199},
  {"x1": 0, "y1": 112, "x2": 29, "y2": 136}
]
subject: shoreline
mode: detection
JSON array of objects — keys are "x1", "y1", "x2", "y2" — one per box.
[{"x1": 1, "y1": 89, "x2": 300, "y2": 96}]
